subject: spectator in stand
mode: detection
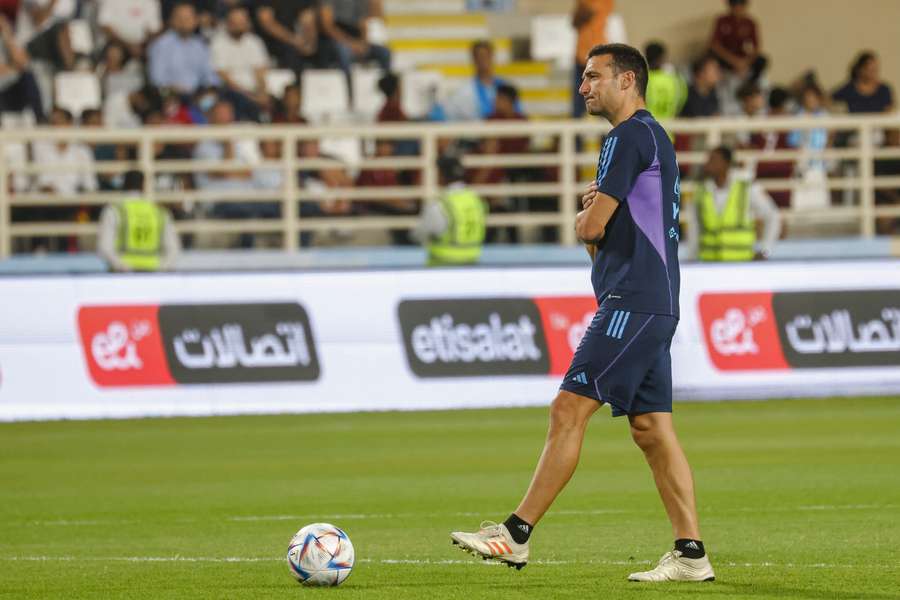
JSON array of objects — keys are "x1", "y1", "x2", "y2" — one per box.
[
  {"x1": 319, "y1": 0, "x2": 391, "y2": 91},
  {"x1": 16, "y1": 0, "x2": 76, "y2": 71},
  {"x1": 732, "y1": 81, "x2": 763, "y2": 145},
  {"x1": 376, "y1": 71, "x2": 405, "y2": 122},
  {"x1": 832, "y1": 52, "x2": 898, "y2": 232},
  {"x1": 210, "y1": 5, "x2": 271, "y2": 121},
  {"x1": 376, "y1": 72, "x2": 420, "y2": 159},
  {"x1": 788, "y1": 82, "x2": 830, "y2": 173},
  {"x1": 708, "y1": 0, "x2": 767, "y2": 85},
  {"x1": 193, "y1": 98, "x2": 270, "y2": 246},
  {"x1": 571, "y1": 0, "x2": 614, "y2": 118},
  {"x1": 32, "y1": 107, "x2": 96, "y2": 196},
  {"x1": 81, "y1": 107, "x2": 121, "y2": 192},
  {"x1": 97, "y1": 41, "x2": 144, "y2": 98},
  {"x1": 148, "y1": 2, "x2": 220, "y2": 96},
  {"x1": 473, "y1": 83, "x2": 528, "y2": 243},
  {"x1": 160, "y1": 0, "x2": 215, "y2": 32},
  {"x1": 104, "y1": 84, "x2": 163, "y2": 129},
  {"x1": 0, "y1": 13, "x2": 44, "y2": 121},
  {"x1": 832, "y1": 51, "x2": 894, "y2": 116},
  {"x1": 444, "y1": 40, "x2": 519, "y2": 122},
  {"x1": 644, "y1": 40, "x2": 687, "y2": 124},
  {"x1": 737, "y1": 81, "x2": 764, "y2": 118},
  {"x1": 297, "y1": 137, "x2": 354, "y2": 246},
  {"x1": 192, "y1": 99, "x2": 258, "y2": 193},
  {"x1": 97, "y1": 0, "x2": 162, "y2": 61},
  {"x1": 356, "y1": 138, "x2": 417, "y2": 246},
  {"x1": 18, "y1": 106, "x2": 96, "y2": 251},
  {"x1": 748, "y1": 86, "x2": 794, "y2": 208},
  {"x1": 272, "y1": 83, "x2": 306, "y2": 124},
  {"x1": 679, "y1": 54, "x2": 721, "y2": 118},
  {"x1": 677, "y1": 54, "x2": 722, "y2": 160},
  {"x1": 684, "y1": 145, "x2": 780, "y2": 262},
  {"x1": 254, "y1": 0, "x2": 327, "y2": 77}
]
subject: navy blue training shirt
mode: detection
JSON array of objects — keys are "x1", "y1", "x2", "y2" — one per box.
[{"x1": 591, "y1": 109, "x2": 681, "y2": 318}]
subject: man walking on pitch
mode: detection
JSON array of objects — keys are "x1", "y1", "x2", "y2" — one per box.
[{"x1": 450, "y1": 43, "x2": 715, "y2": 583}]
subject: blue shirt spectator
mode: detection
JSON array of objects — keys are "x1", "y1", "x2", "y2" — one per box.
[{"x1": 148, "y1": 3, "x2": 219, "y2": 94}]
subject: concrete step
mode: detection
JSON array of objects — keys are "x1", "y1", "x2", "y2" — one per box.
[
  {"x1": 419, "y1": 61, "x2": 552, "y2": 88},
  {"x1": 520, "y1": 87, "x2": 570, "y2": 117},
  {"x1": 385, "y1": 0, "x2": 467, "y2": 14},
  {"x1": 390, "y1": 38, "x2": 512, "y2": 70},
  {"x1": 385, "y1": 13, "x2": 489, "y2": 39}
]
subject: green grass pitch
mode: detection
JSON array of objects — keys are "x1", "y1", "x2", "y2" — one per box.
[{"x1": 2, "y1": 396, "x2": 899, "y2": 599}]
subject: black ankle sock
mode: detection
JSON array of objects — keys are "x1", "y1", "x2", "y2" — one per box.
[
  {"x1": 674, "y1": 538, "x2": 705, "y2": 559},
  {"x1": 503, "y1": 514, "x2": 533, "y2": 544}
]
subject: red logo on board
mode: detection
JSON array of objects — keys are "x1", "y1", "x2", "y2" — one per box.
[
  {"x1": 698, "y1": 292, "x2": 788, "y2": 371},
  {"x1": 77, "y1": 305, "x2": 175, "y2": 387},
  {"x1": 533, "y1": 296, "x2": 598, "y2": 375}
]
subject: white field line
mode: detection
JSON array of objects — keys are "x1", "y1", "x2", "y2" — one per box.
[
  {"x1": 0, "y1": 556, "x2": 892, "y2": 569},
  {"x1": 15, "y1": 503, "x2": 898, "y2": 528},
  {"x1": 226, "y1": 503, "x2": 899, "y2": 522}
]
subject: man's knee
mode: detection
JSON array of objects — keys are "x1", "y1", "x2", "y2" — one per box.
[
  {"x1": 629, "y1": 413, "x2": 671, "y2": 452},
  {"x1": 549, "y1": 391, "x2": 597, "y2": 433}
]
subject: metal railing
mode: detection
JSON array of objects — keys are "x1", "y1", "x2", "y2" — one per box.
[{"x1": 1, "y1": 113, "x2": 899, "y2": 258}]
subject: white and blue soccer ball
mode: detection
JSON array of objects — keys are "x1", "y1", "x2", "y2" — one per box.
[{"x1": 287, "y1": 523, "x2": 355, "y2": 586}]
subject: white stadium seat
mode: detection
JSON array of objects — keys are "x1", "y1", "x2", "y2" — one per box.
[
  {"x1": 400, "y1": 70, "x2": 444, "y2": 119},
  {"x1": 301, "y1": 70, "x2": 349, "y2": 122},
  {"x1": 530, "y1": 15, "x2": 575, "y2": 69},
  {"x1": 351, "y1": 67, "x2": 384, "y2": 119},
  {"x1": 53, "y1": 72, "x2": 101, "y2": 118},
  {"x1": 265, "y1": 69, "x2": 297, "y2": 99},
  {"x1": 67, "y1": 19, "x2": 94, "y2": 55}
]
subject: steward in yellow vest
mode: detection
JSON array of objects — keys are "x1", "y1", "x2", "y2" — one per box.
[
  {"x1": 98, "y1": 171, "x2": 180, "y2": 272},
  {"x1": 114, "y1": 199, "x2": 168, "y2": 271},
  {"x1": 417, "y1": 155, "x2": 487, "y2": 266},
  {"x1": 697, "y1": 179, "x2": 755, "y2": 261},
  {"x1": 644, "y1": 42, "x2": 687, "y2": 125},
  {"x1": 687, "y1": 146, "x2": 781, "y2": 262}
]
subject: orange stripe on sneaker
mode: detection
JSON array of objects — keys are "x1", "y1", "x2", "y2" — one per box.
[
  {"x1": 500, "y1": 542, "x2": 512, "y2": 554},
  {"x1": 488, "y1": 542, "x2": 501, "y2": 554}
]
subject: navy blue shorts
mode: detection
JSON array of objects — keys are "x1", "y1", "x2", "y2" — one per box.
[{"x1": 559, "y1": 308, "x2": 678, "y2": 417}]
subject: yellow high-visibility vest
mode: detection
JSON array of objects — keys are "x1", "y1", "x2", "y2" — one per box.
[
  {"x1": 698, "y1": 180, "x2": 756, "y2": 262},
  {"x1": 428, "y1": 188, "x2": 487, "y2": 266},
  {"x1": 646, "y1": 69, "x2": 687, "y2": 122},
  {"x1": 116, "y1": 199, "x2": 166, "y2": 271}
]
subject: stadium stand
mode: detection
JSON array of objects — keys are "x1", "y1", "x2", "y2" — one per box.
[{"x1": 0, "y1": 0, "x2": 898, "y2": 261}]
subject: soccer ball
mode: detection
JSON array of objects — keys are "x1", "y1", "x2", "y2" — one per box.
[{"x1": 287, "y1": 523, "x2": 355, "y2": 586}]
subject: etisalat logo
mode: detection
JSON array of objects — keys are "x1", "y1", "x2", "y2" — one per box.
[
  {"x1": 772, "y1": 290, "x2": 900, "y2": 369},
  {"x1": 398, "y1": 298, "x2": 550, "y2": 377},
  {"x1": 78, "y1": 303, "x2": 320, "y2": 387},
  {"x1": 699, "y1": 290, "x2": 900, "y2": 371}
]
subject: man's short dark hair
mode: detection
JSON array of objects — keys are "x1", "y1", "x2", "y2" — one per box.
[
  {"x1": 52, "y1": 107, "x2": 74, "y2": 122},
  {"x1": 123, "y1": 170, "x2": 145, "y2": 192},
  {"x1": 378, "y1": 72, "x2": 399, "y2": 98},
  {"x1": 587, "y1": 43, "x2": 648, "y2": 98},
  {"x1": 712, "y1": 145, "x2": 734, "y2": 165},
  {"x1": 729, "y1": 0, "x2": 748, "y2": 7},
  {"x1": 644, "y1": 42, "x2": 666, "y2": 70},
  {"x1": 768, "y1": 86, "x2": 790, "y2": 110},
  {"x1": 691, "y1": 53, "x2": 718, "y2": 76},
  {"x1": 737, "y1": 81, "x2": 761, "y2": 101},
  {"x1": 496, "y1": 83, "x2": 518, "y2": 103},
  {"x1": 81, "y1": 108, "x2": 102, "y2": 123}
]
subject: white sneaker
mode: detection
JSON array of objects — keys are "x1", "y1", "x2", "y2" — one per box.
[
  {"x1": 628, "y1": 550, "x2": 716, "y2": 582},
  {"x1": 450, "y1": 521, "x2": 528, "y2": 570}
]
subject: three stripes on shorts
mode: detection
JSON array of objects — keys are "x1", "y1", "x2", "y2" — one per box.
[{"x1": 606, "y1": 310, "x2": 630, "y2": 339}]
